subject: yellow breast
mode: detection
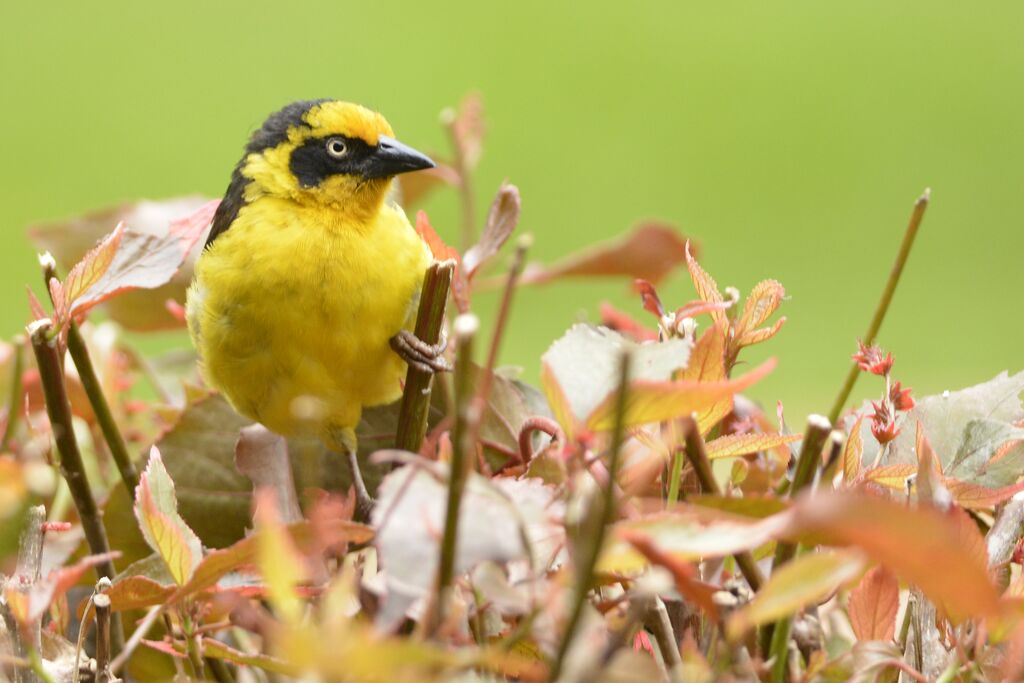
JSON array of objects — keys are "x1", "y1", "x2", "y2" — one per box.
[{"x1": 186, "y1": 197, "x2": 431, "y2": 447}]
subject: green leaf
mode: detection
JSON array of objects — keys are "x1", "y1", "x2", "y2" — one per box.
[
  {"x1": 134, "y1": 449, "x2": 203, "y2": 585},
  {"x1": 727, "y1": 549, "x2": 866, "y2": 638}
]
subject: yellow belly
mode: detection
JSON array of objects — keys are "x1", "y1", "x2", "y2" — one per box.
[{"x1": 186, "y1": 197, "x2": 431, "y2": 449}]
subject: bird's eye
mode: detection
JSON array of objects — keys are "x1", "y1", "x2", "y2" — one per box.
[{"x1": 325, "y1": 138, "x2": 348, "y2": 158}]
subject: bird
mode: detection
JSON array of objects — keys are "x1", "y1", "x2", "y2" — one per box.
[{"x1": 186, "y1": 99, "x2": 446, "y2": 515}]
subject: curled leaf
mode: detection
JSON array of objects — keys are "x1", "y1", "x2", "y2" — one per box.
[{"x1": 463, "y1": 183, "x2": 521, "y2": 278}]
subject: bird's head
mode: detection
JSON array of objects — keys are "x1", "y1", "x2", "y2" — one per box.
[{"x1": 234, "y1": 100, "x2": 434, "y2": 217}]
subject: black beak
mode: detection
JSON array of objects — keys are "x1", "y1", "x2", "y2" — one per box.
[{"x1": 363, "y1": 136, "x2": 435, "y2": 179}]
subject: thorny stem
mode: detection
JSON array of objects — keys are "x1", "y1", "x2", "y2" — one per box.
[
  {"x1": 26, "y1": 320, "x2": 122, "y2": 654},
  {"x1": 548, "y1": 351, "x2": 632, "y2": 682},
  {"x1": 395, "y1": 261, "x2": 456, "y2": 455},
  {"x1": 468, "y1": 237, "x2": 530, "y2": 449},
  {"x1": 827, "y1": 189, "x2": 930, "y2": 425},
  {"x1": 679, "y1": 417, "x2": 765, "y2": 592},
  {"x1": 429, "y1": 314, "x2": 479, "y2": 636},
  {"x1": 1, "y1": 335, "x2": 25, "y2": 452}
]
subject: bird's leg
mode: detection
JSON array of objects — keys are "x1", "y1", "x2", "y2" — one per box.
[
  {"x1": 390, "y1": 329, "x2": 451, "y2": 374},
  {"x1": 345, "y1": 446, "x2": 376, "y2": 522}
]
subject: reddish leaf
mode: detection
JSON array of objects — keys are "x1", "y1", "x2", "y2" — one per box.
[
  {"x1": 789, "y1": 492, "x2": 1000, "y2": 620},
  {"x1": 450, "y1": 91, "x2": 485, "y2": 170},
  {"x1": 915, "y1": 421, "x2": 943, "y2": 503},
  {"x1": 141, "y1": 638, "x2": 187, "y2": 658},
  {"x1": 519, "y1": 222, "x2": 690, "y2": 287},
  {"x1": 586, "y1": 357, "x2": 776, "y2": 431},
  {"x1": 945, "y1": 479, "x2": 1024, "y2": 509},
  {"x1": 599, "y1": 303, "x2": 657, "y2": 342},
  {"x1": 634, "y1": 279, "x2": 665, "y2": 318},
  {"x1": 23, "y1": 552, "x2": 121, "y2": 622},
  {"x1": 415, "y1": 211, "x2": 468, "y2": 312},
  {"x1": 463, "y1": 183, "x2": 520, "y2": 279},
  {"x1": 738, "y1": 317, "x2": 786, "y2": 347},
  {"x1": 848, "y1": 566, "x2": 899, "y2": 642},
  {"x1": 624, "y1": 532, "x2": 719, "y2": 619},
  {"x1": 105, "y1": 575, "x2": 176, "y2": 612},
  {"x1": 704, "y1": 433, "x2": 801, "y2": 460},
  {"x1": 684, "y1": 241, "x2": 727, "y2": 329},
  {"x1": 26, "y1": 287, "x2": 47, "y2": 321},
  {"x1": 62, "y1": 200, "x2": 217, "y2": 325}
]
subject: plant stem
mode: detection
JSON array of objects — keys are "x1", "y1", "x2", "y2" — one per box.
[
  {"x1": 26, "y1": 319, "x2": 123, "y2": 655},
  {"x1": 66, "y1": 323, "x2": 139, "y2": 493},
  {"x1": 93, "y1": 593, "x2": 112, "y2": 683},
  {"x1": 429, "y1": 313, "x2": 479, "y2": 635},
  {"x1": 762, "y1": 416, "x2": 832, "y2": 665},
  {"x1": 445, "y1": 112, "x2": 476, "y2": 252},
  {"x1": 827, "y1": 190, "x2": 930, "y2": 425},
  {"x1": 395, "y1": 260, "x2": 456, "y2": 454},
  {"x1": 2, "y1": 505, "x2": 45, "y2": 683},
  {"x1": 644, "y1": 596, "x2": 684, "y2": 683},
  {"x1": 182, "y1": 615, "x2": 207, "y2": 681},
  {"x1": 665, "y1": 447, "x2": 685, "y2": 509},
  {"x1": 768, "y1": 616, "x2": 793, "y2": 683},
  {"x1": 468, "y1": 237, "x2": 529, "y2": 448},
  {"x1": 1, "y1": 335, "x2": 25, "y2": 452},
  {"x1": 679, "y1": 417, "x2": 765, "y2": 591},
  {"x1": 548, "y1": 350, "x2": 632, "y2": 682}
]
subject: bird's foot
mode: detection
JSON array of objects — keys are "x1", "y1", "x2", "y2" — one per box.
[
  {"x1": 390, "y1": 330, "x2": 451, "y2": 374},
  {"x1": 345, "y1": 447, "x2": 376, "y2": 522}
]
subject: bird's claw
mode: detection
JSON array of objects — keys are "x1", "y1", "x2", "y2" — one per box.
[{"x1": 390, "y1": 330, "x2": 452, "y2": 374}]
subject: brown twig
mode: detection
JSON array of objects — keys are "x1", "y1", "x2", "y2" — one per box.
[
  {"x1": 26, "y1": 319, "x2": 122, "y2": 656},
  {"x1": 395, "y1": 260, "x2": 456, "y2": 455},
  {"x1": 39, "y1": 256, "x2": 139, "y2": 493},
  {"x1": 549, "y1": 350, "x2": 632, "y2": 682},
  {"x1": 93, "y1": 592, "x2": 112, "y2": 683},
  {"x1": 827, "y1": 190, "x2": 930, "y2": 424},
  {"x1": 428, "y1": 313, "x2": 479, "y2": 636},
  {"x1": 643, "y1": 596, "x2": 684, "y2": 683},
  {"x1": 679, "y1": 417, "x2": 765, "y2": 592}
]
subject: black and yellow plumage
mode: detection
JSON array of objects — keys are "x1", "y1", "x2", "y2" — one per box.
[{"x1": 187, "y1": 101, "x2": 438, "y2": 495}]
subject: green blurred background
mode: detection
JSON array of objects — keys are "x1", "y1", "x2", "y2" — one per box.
[{"x1": 1, "y1": 1, "x2": 1021, "y2": 424}]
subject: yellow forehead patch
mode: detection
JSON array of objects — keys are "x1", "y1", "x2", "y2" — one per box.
[{"x1": 300, "y1": 101, "x2": 394, "y2": 146}]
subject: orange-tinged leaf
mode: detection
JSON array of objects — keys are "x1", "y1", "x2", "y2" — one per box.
[
  {"x1": 586, "y1": 357, "x2": 776, "y2": 431},
  {"x1": 624, "y1": 532, "x2": 719, "y2": 618},
  {"x1": 727, "y1": 549, "x2": 866, "y2": 638},
  {"x1": 945, "y1": 479, "x2": 1024, "y2": 509},
  {"x1": 862, "y1": 463, "x2": 916, "y2": 490},
  {"x1": 634, "y1": 279, "x2": 665, "y2": 318},
  {"x1": 65, "y1": 200, "x2": 216, "y2": 323},
  {"x1": 848, "y1": 566, "x2": 899, "y2": 642},
  {"x1": 519, "y1": 222, "x2": 690, "y2": 287},
  {"x1": 105, "y1": 575, "x2": 175, "y2": 612},
  {"x1": 843, "y1": 417, "x2": 865, "y2": 483},
  {"x1": 915, "y1": 421, "x2": 943, "y2": 503},
  {"x1": 789, "y1": 492, "x2": 1000, "y2": 620},
  {"x1": 736, "y1": 280, "x2": 784, "y2": 338},
  {"x1": 134, "y1": 448, "x2": 202, "y2": 585},
  {"x1": 255, "y1": 489, "x2": 308, "y2": 625},
  {"x1": 415, "y1": 211, "x2": 468, "y2": 313},
  {"x1": 684, "y1": 241, "x2": 726, "y2": 329},
  {"x1": 738, "y1": 317, "x2": 787, "y2": 347},
  {"x1": 704, "y1": 433, "x2": 801, "y2": 460},
  {"x1": 599, "y1": 302, "x2": 657, "y2": 342},
  {"x1": 540, "y1": 362, "x2": 580, "y2": 441}
]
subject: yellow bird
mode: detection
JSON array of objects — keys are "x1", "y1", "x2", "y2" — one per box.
[{"x1": 186, "y1": 100, "x2": 444, "y2": 512}]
